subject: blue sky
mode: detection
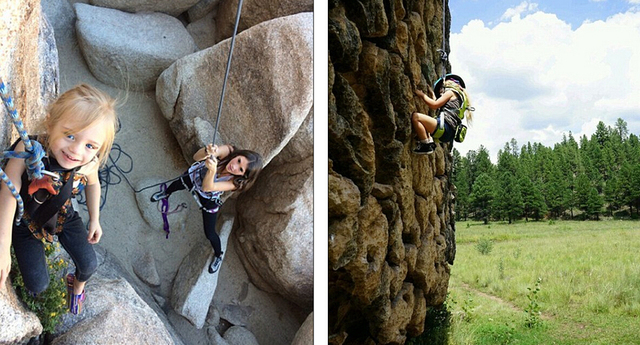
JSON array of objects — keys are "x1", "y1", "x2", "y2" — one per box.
[
  {"x1": 446, "y1": 1, "x2": 640, "y2": 161},
  {"x1": 449, "y1": 0, "x2": 633, "y2": 33}
]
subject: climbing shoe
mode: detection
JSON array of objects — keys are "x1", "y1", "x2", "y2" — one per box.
[
  {"x1": 66, "y1": 273, "x2": 85, "y2": 315},
  {"x1": 208, "y1": 254, "x2": 224, "y2": 274},
  {"x1": 413, "y1": 141, "x2": 434, "y2": 155},
  {"x1": 150, "y1": 191, "x2": 168, "y2": 202}
]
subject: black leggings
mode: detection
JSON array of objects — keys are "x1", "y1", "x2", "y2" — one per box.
[
  {"x1": 166, "y1": 176, "x2": 222, "y2": 257},
  {"x1": 12, "y1": 211, "x2": 98, "y2": 294}
]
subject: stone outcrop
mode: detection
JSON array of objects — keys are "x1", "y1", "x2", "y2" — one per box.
[
  {"x1": 74, "y1": 3, "x2": 197, "y2": 91},
  {"x1": 89, "y1": 0, "x2": 201, "y2": 17},
  {"x1": 215, "y1": 0, "x2": 313, "y2": 43},
  {"x1": 291, "y1": 312, "x2": 313, "y2": 345},
  {"x1": 0, "y1": 281, "x2": 43, "y2": 344},
  {"x1": 51, "y1": 276, "x2": 175, "y2": 345},
  {"x1": 171, "y1": 218, "x2": 233, "y2": 329},
  {"x1": 0, "y1": 0, "x2": 57, "y2": 151},
  {"x1": 222, "y1": 326, "x2": 259, "y2": 345},
  {"x1": 156, "y1": 12, "x2": 313, "y2": 165},
  {"x1": 328, "y1": 0, "x2": 456, "y2": 343},
  {"x1": 233, "y1": 110, "x2": 313, "y2": 309}
]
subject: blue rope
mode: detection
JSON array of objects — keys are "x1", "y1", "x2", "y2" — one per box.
[{"x1": 0, "y1": 77, "x2": 47, "y2": 222}]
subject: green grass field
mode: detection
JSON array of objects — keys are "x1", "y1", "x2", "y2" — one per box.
[{"x1": 410, "y1": 220, "x2": 640, "y2": 345}]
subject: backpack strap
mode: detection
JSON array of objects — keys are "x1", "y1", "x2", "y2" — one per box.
[{"x1": 447, "y1": 88, "x2": 467, "y2": 122}]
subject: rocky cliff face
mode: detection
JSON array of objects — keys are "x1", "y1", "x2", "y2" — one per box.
[
  {"x1": 328, "y1": 0, "x2": 457, "y2": 343},
  {"x1": 0, "y1": 0, "x2": 58, "y2": 151}
]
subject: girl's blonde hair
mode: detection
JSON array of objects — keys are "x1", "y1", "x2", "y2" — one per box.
[
  {"x1": 43, "y1": 84, "x2": 118, "y2": 167},
  {"x1": 444, "y1": 79, "x2": 474, "y2": 124}
]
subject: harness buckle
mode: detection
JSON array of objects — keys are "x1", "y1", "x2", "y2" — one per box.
[{"x1": 41, "y1": 170, "x2": 60, "y2": 181}]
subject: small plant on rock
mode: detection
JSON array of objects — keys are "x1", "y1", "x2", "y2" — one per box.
[{"x1": 10, "y1": 241, "x2": 69, "y2": 333}]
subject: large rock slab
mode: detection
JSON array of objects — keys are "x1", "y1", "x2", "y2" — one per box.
[
  {"x1": 0, "y1": 281, "x2": 43, "y2": 344},
  {"x1": 291, "y1": 312, "x2": 313, "y2": 345},
  {"x1": 171, "y1": 218, "x2": 233, "y2": 329},
  {"x1": 89, "y1": 0, "x2": 201, "y2": 17},
  {"x1": 222, "y1": 326, "x2": 259, "y2": 345},
  {"x1": 75, "y1": 3, "x2": 197, "y2": 91},
  {"x1": 51, "y1": 275, "x2": 174, "y2": 345},
  {"x1": 0, "y1": 0, "x2": 57, "y2": 150},
  {"x1": 234, "y1": 111, "x2": 313, "y2": 309},
  {"x1": 156, "y1": 12, "x2": 313, "y2": 165},
  {"x1": 215, "y1": 0, "x2": 313, "y2": 42}
]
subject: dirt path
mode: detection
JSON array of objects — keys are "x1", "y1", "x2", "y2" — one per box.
[
  {"x1": 457, "y1": 281, "x2": 523, "y2": 313},
  {"x1": 456, "y1": 281, "x2": 552, "y2": 320}
]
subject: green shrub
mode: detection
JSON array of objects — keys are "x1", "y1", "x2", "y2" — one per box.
[
  {"x1": 475, "y1": 238, "x2": 493, "y2": 255},
  {"x1": 11, "y1": 241, "x2": 69, "y2": 333},
  {"x1": 524, "y1": 277, "x2": 543, "y2": 328}
]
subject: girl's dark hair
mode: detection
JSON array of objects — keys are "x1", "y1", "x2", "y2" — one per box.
[{"x1": 218, "y1": 148, "x2": 263, "y2": 192}]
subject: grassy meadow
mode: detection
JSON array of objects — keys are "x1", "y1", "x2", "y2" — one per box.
[{"x1": 409, "y1": 220, "x2": 640, "y2": 345}]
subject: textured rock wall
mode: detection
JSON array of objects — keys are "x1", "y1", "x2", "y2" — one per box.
[
  {"x1": 328, "y1": 0, "x2": 457, "y2": 343},
  {"x1": 0, "y1": 0, "x2": 56, "y2": 151}
]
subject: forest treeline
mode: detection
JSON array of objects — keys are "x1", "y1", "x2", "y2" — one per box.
[{"x1": 452, "y1": 118, "x2": 640, "y2": 223}]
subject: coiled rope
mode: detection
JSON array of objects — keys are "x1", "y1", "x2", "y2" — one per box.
[{"x1": 0, "y1": 77, "x2": 48, "y2": 223}]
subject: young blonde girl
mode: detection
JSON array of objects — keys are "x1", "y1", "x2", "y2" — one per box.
[
  {"x1": 151, "y1": 143, "x2": 262, "y2": 273},
  {"x1": 412, "y1": 75, "x2": 473, "y2": 154},
  {"x1": 0, "y1": 84, "x2": 118, "y2": 315}
]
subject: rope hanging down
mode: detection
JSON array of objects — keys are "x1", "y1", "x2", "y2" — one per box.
[
  {"x1": 437, "y1": 0, "x2": 448, "y2": 80},
  {"x1": 211, "y1": 0, "x2": 244, "y2": 146},
  {"x1": 0, "y1": 77, "x2": 50, "y2": 222}
]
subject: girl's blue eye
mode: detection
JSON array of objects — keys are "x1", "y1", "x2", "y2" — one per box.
[
  {"x1": 67, "y1": 134, "x2": 75, "y2": 140},
  {"x1": 86, "y1": 144, "x2": 97, "y2": 150}
]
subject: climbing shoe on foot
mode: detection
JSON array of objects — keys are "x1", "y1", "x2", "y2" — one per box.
[
  {"x1": 208, "y1": 255, "x2": 224, "y2": 274},
  {"x1": 66, "y1": 273, "x2": 85, "y2": 315},
  {"x1": 150, "y1": 191, "x2": 168, "y2": 202},
  {"x1": 413, "y1": 141, "x2": 434, "y2": 155}
]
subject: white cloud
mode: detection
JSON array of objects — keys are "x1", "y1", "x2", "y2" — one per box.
[
  {"x1": 451, "y1": 9, "x2": 640, "y2": 162},
  {"x1": 501, "y1": 1, "x2": 540, "y2": 21}
]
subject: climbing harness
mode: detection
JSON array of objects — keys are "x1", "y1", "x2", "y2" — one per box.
[
  {"x1": 156, "y1": 182, "x2": 187, "y2": 239},
  {"x1": 0, "y1": 77, "x2": 56, "y2": 223}
]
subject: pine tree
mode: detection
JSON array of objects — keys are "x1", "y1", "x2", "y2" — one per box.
[
  {"x1": 575, "y1": 173, "x2": 591, "y2": 218},
  {"x1": 452, "y1": 149, "x2": 472, "y2": 221},
  {"x1": 585, "y1": 186, "x2": 604, "y2": 220},
  {"x1": 470, "y1": 173, "x2": 495, "y2": 224}
]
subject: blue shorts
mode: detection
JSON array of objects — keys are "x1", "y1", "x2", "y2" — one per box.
[{"x1": 431, "y1": 115, "x2": 455, "y2": 142}]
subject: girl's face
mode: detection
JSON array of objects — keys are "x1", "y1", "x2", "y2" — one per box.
[
  {"x1": 48, "y1": 119, "x2": 107, "y2": 169},
  {"x1": 225, "y1": 155, "x2": 249, "y2": 176}
]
